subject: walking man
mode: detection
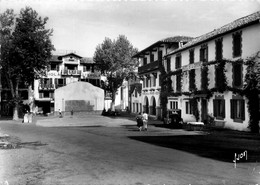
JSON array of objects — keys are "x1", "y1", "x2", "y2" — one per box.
[{"x1": 142, "y1": 111, "x2": 148, "y2": 131}]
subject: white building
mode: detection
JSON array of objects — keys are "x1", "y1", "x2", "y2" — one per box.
[
  {"x1": 133, "y1": 36, "x2": 193, "y2": 118},
  {"x1": 34, "y1": 53, "x2": 104, "y2": 114},
  {"x1": 164, "y1": 11, "x2": 260, "y2": 131}
]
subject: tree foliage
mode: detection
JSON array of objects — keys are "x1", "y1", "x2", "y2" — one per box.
[
  {"x1": 0, "y1": 7, "x2": 54, "y2": 120},
  {"x1": 93, "y1": 35, "x2": 138, "y2": 105}
]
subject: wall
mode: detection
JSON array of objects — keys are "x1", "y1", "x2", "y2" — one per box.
[{"x1": 54, "y1": 81, "x2": 104, "y2": 113}]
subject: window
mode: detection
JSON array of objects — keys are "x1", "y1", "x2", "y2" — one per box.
[
  {"x1": 200, "y1": 45, "x2": 208, "y2": 62},
  {"x1": 121, "y1": 87, "x2": 123, "y2": 101},
  {"x1": 146, "y1": 78, "x2": 149, "y2": 88},
  {"x1": 186, "y1": 101, "x2": 192, "y2": 114},
  {"x1": 176, "y1": 74, "x2": 182, "y2": 92},
  {"x1": 166, "y1": 58, "x2": 171, "y2": 72},
  {"x1": 230, "y1": 99, "x2": 245, "y2": 121},
  {"x1": 233, "y1": 31, "x2": 242, "y2": 58},
  {"x1": 133, "y1": 103, "x2": 135, "y2": 112},
  {"x1": 189, "y1": 49, "x2": 194, "y2": 64},
  {"x1": 43, "y1": 91, "x2": 49, "y2": 98},
  {"x1": 213, "y1": 98, "x2": 225, "y2": 119},
  {"x1": 158, "y1": 50, "x2": 163, "y2": 61},
  {"x1": 143, "y1": 57, "x2": 147, "y2": 65},
  {"x1": 175, "y1": 54, "x2": 182, "y2": 69},
  {"x1": 215, "y1": 38, "x2": 223, "y2": 60},
  {"x1": 150, "y1": 53, "x2": 154, "y2": 62},
  {"x1": 189, "y1": 69, "x2": 196, "y2": 91},
  {"x1": 83, "y1": 66, "x2": 91, "y2": 72},
  {"x1": 201, "y1": 67, "x2": 208, "y2": 91},
  {"x1": 51, "y1": 63, "x2": 59, "y2": 71},
  {"x1": 215, "y1": 65, "x2": 222, "y2": 88},
  {"x1": 135, "y1": 89, "x2": 137, "y2": 97},
  {"x1": 233, "y1": 63, "x2": 243, "y2": 88},
  {"x1": 170, "y1": 101, "x2": 178, "y2": 109},
  {"x1": 153, "y1": 76, "x2": 156, "y2": 87}
]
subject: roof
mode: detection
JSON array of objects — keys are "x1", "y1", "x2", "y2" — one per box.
[
  {"x1": 80, "y1": 57, "x2": 95, "y2": 64},
  {"x1": 166, "y1": 11, "x2": 260, "y2": 56},
  {"x1": 59, "y1": 52, "x2": 82, "y2": 59},
  {"x1": 49, "y1": 53, "x2": 86, "y2": 63},
  {"x1": 132, "y1": 36, "x2": 193, "y2": 58}
]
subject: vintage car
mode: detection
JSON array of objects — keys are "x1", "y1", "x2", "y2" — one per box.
[{"x1": 163, "y1": 109, "x2": 183, "y2": 128}]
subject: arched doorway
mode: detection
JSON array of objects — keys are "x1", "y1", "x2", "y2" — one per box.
[
  {"x1": 143, "y1": 96, "x2": 149, "y2": 114},
  {"x1": 150, "y1": 96, "x2": 156, "y2": 115}
]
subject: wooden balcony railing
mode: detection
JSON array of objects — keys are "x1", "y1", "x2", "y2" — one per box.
[
  {"x1": 138, "y1": 60, "x2": 160, "y2": 74},
  {"x1": 38, "y1": 84, "x2": 55, "y2": 90},
  {"x1": 61, "y1": 70, "x2": 81, "y2": 75}
]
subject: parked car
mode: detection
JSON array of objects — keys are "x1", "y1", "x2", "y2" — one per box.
[{"x1": 163, "y1": 109, "x2": 183, "y2": 128}]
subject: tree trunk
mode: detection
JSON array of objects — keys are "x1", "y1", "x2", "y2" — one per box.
[
  {"x1": 13, "y1": 102, "x2": 19, "y2": 120},
  {"x1": 111, "y1": 91, "x2": 116, "y2": 111},
  {"x1": 12, "y1": 79, "x2": 20, "y2": 121}
]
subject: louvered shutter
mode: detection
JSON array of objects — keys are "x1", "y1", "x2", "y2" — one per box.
[
  {"x1": 205, "y1": 47, "x2": 208, "y2": 62},
  {"x1": 213, "y1": 99, "x2": 217, "y2": 117},
  {"x1": 39, "y1": 92, "x2": 43, "y2": 98},
  {"x1": 241, "y1": 99, "x2": 245, "y2": 121},
  {"x1": 222, "y1": 99, "x2": 226, "y2": 118},
  {"x1": 230, "y1": 99, "x2": 235, "y2": 119}
]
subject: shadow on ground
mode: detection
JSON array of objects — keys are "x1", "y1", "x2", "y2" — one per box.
[{"x1": 129, "y1": 130, "x2": 260, "y2": 163}]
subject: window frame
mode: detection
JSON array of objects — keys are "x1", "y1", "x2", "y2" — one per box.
[
  {"x1": 213, "y1": 96, "x2": 225, "y2": 120},
  {"x1": 232, "y1": 62, "x2": 243, "y2": 88},
  {"x1": 230, "y1": 97, "x2": 245, "y2": 122},
  {"x1": 232, "y1": 31, "x2": 242, "y2": 58},
  {"x1": 189, "y1": 49, "x2": 194, "y2": 64},
  {"x1": 200, "y1": 44, "x2": 208, "y2": 63},
  {"x1": 175, "y1": 54, "x2": 182, "y2": 69},
  {"x1": 215, "y1": 38, "x2": 223, "y2": 60}
]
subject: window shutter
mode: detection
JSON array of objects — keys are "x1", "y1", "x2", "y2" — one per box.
[
  {"x1": 200, "y1": 49, "x2": 203, "y2": 62},
  {"x1": 222, "y1": 99, "x2": 226, "y2": 118},
  {"x1": 63, "y1": 78, "x2": 66, "y2": 85},
  {"x1": 39, "y1": 92, "x2": 43, "y2": 98},
  {"x1": 241, "y1": 99, "x2": 245, "y2": 120},
  {"x1": 230, "y1": 99, "x2": 235, "y2": 119},
  {"x1": 213, "y1": 99, "x2": 217, "y2": 117},
  {"x1": 205, "y1": 47, "x2": 208, "y2": 62}
]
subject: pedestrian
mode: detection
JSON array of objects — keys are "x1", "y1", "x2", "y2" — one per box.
[
  {"x1": 59, "y1": 109, "x2": 62, "y2": 118},
  {"x1": 142, "y1": 111, "x2": 148, "y2": 131},
  {"x1": 136, "y1": 112, "x2": 143, "y2": 131},
  {"x1": 71, "y1": 109, "x2": 74, "y2": 118}
]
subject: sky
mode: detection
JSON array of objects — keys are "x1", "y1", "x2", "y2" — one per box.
[{"x1": 0, "y1": 0, "x2": 260, "y2": 57}]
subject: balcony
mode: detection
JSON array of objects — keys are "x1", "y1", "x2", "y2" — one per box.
[
  {"x1": 38, "y1": 84, "x2": 55, "y2": 90},
  {"x1": 138, "y1": 60, "x2": 160, "y2": 74},
  {"x1": 61, "y1": 69, "x2": 81, "y2": 76}
]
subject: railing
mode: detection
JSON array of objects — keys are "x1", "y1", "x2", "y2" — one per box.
[
  {"x1": 61, "y1": 70, "x2": 81, "y2": 75},
  {"x1": 138, "y1": 60, "x2": 160, "y2": 74},
  {"x1": 38, "y1": 84, "x2": 55, "y2": 90}
]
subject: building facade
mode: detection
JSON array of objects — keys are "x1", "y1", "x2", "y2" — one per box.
[
  {"x1": 133, "y1": 36, "x2": 193, "y2": 118},
  {"x1": 34, "y1": 52, "x2": 104, "y2": 115},
  {"x1": 164, "y1": 11, "x2": 260, "y2": 131}
]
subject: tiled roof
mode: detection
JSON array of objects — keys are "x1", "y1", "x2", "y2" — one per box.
[
  {"x1": 59, "y1": 53, "x2": 82, "y2": 59},
  {"x1": 132, "y1": 36, "x2": 193, "y2": 58},
  {"x1": 167, "y1": 11, "x2": 260, "y2": 56},
  {"x1": 80, "y1": 57, "x2": 95, "y2": 64},
  {"x1": 159, "y1": 36, "x2": 193, "y2": 43}
]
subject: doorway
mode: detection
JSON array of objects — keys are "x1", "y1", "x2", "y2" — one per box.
[{"x1": 201, "y1": 99, "x2": 208, "y2": 124}]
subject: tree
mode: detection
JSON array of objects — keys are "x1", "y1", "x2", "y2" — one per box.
[
  {"x1": 0, "y1": 7, "x2": 54, "y2": 120},
  {"x1": 93, "y1": 35, "x2": 138, "y2": 110}
]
